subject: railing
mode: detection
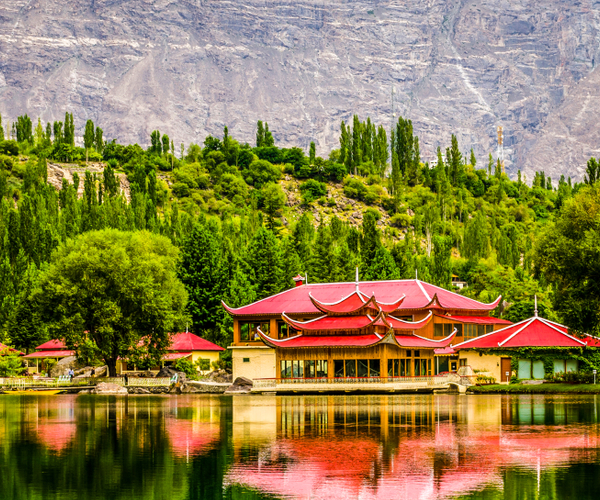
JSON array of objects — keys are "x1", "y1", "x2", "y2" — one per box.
[
  {"x1": 253, "y1": 375, "x2": 453, "y2": 389},
  {"x1": 126, "y1": 377, "x2": 173, "y2": 387}
]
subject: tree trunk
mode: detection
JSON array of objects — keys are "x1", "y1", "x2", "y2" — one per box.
[{"x1": 106, "y1": 359, "x2": 118, "y2": 377}]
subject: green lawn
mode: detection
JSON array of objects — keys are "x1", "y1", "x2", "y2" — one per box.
[{"x1": 468, "y1": 383, "x2": 600, "y2": 394}]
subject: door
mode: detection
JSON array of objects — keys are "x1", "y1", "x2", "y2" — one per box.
[{"x1": 501, "y1": 358, "x2": 512, "y2": 382}]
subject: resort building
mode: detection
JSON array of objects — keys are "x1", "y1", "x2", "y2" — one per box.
[
  {"x1": 453, "y1": 312, "x2": 600, "y2": 382},
  {"x1": 223, "y1": 275, "x2": 511, "y2": 383},
  {"x1": 117, "y1": 331, "x2": 225, "y2": 374},
  {"x1": 23, "y1": 339, "x2": 76, "y2": 374}
]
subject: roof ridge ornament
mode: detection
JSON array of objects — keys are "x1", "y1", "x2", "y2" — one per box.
[
  {"x1": 534, "y1": 295, "x2": 538, "y2": 317},
  {"x1": 355, "y1": 267, "x2": 359, "y2": 293}
]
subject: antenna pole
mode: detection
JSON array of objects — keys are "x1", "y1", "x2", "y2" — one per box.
[{"x1": 534, "y1": 295, "x2": 538, "y2": 317}]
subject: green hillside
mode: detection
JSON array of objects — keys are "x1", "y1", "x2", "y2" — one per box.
[{"x1": 0, "y1": 112, "x2": 598, "y2": 351}]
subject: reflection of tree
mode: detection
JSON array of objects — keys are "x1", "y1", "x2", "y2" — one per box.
[{"x1": 0, "y1": 396, "x2": 232, "y2": 500}]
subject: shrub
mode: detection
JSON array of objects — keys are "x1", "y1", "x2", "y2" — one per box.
[
  {"x1": 475, "y1": 374, "x2": 496, "y2": 385},
  {"x1": 390, "y1": 213, "x2": 412, "y2": 228},
  {"x1": 171, "y1": 182, "x2": 191, "y2": 198},
  {"x1": 174, "y1": 358, "x2": 198, "y2": 379},
  {"x1": 244, "y1": 159, "x2": 282, "y2": 188},
  {"x1": 300, "y1": 179, "x2": 327, "y2": 204},
  {"x1": 197, "y1": 358, "x2": 211, "y2": 371},
  {"x1": 0, "y1": 140, "x2": 19, "y2": 156},
  {"x1": 343, "y1": 176, "x2": 367, "y2": 200},
  {"x1": 0, "y1": 349, "x2": 26, "y2": 377},
  {"x1": 0, "y1": 154, "x2": 14, "y2": 171}
]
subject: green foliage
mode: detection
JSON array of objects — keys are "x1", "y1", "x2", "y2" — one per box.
[
  {"x1": 34, "y1": 229, "x2": 188, "y2": 376},
  {"x1": 0, "y1": 348, "x2": 26, "y2": 377},
  {"x1": 174, "y1": 357, "x2": 197, "y2": 379},
  {"x1": 300, "y1": 179, "x2": 327, "y2": 204}
]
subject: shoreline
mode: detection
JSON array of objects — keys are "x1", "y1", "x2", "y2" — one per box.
[{"x1": 468, "y1": 383, "x2": 600, "y2": 394}]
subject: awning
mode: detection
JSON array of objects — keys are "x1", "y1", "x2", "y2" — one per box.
[
  {"x1": 23, "y1": 350, "x2": 76, "y2": 359},
  {"x1": 161, "y1": 352, "x2": 192, "y2": 361},
  {"x1": 434, "y1": 347, "x2": 457, "y2": 356}
]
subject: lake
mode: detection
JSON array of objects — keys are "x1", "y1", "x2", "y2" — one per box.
[{"x1": 1, "y1": 393, "x2": 600, "y2": 499}]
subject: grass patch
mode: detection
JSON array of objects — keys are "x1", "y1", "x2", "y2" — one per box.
[{"x1": 468, "y1": 383, "x2": 600, "y2": 394}]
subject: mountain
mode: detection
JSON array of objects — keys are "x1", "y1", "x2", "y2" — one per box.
[{"x1": 1, "y1": 0, "x2": 600, "y2": 180}]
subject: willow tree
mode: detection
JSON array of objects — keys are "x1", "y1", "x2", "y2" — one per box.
[{"x1": 34, "y1": 229, "x2": 188, "y2": 376}]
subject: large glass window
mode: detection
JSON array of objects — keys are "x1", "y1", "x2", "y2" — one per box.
[
  {"x1": 316, "y1": 360, "x2": 328, "y2": 377},
  {"x1": 305, "y1": 360, "x2": 315, "y2": 378},
  {"x1": 414, "y1": 359, "x2": 421, "y2": 376},
  {"x1": 400, "y1": 359, "x2": 407, "y2": 376},
  {"x1": 434, "y1": 324, "x2": 444, "y2": 337},
  {"x1": 277, "y1": 322, "x2": 288, "y2": 339},
  {"x1": 240, "y1": 322, "x2": 270, "y2": 341},
  {"x1": 292, "y1": 360, "x2": 303, "y2": 378},
  {"x1": 345, "y1": 359, "x2": 356, "y2": 377},
  {"x1": 357, "y1": 359, "x2": 369, "y2": 378},
  {"x1": 334, "y1": 360, "x2": 344, "y2": 378},
  {"x1": 454, "y1": 324, "x2": 463, "y2": 337},
  {"x1": 370, "y1": 359, "x2": 380, "y2": 377},
  {"x1": 280, "y1": 360, "x2": 292, "y2": 378}
]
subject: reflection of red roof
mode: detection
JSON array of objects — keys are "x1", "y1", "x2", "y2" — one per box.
[
  {"x1": 166, "y1": 419, "x2": 220, "y2": 458},
  {"x1": 36, "y1": 420, "x2": 77, "y2": 452},
  {"x1": 162, "y1": 352, "x2": 192, "y2": 361},
  {"x1": 455, "y1": 316, "x2": 587, "y2": 349},
  {"x1": 23, "y1": 350, "x2": 76, "y2": 359},
  {"x1": 446, "y1": 315, "x2": 512, "y2": 325},
  {"x1": 36, "y1": 339, "x2": 68, "y2": 350},
  {"x1": 169, "y1": 332, "x2": 225, "y2": 352},
  {"x1": 222, "y1": 280, "x2": 501, "y2": 316}
]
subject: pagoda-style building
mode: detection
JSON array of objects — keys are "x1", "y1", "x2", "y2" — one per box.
[{"x1": 223, "y1": 273, "x2": 511, "y2": 383}]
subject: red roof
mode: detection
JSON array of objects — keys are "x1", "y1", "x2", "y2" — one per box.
[
  {"x1": 386, "y1": 312, "x2": 432, "y2": 330},
  {"x1": 169, "y1": 332, "x2": 225, "y2": 352},
  {"x1": 258, "y1": 333, "x2": 384, "y2": 348},
  {"x1": 282, "y1": 313, "x2": 379, "y2": 332},
  {"x1": 446, "y1": 315, "x2": 512, "y2": 325},
  {"x1": 36, "y1": 339, "x2": 68, "y2": 350},
  {"x1": 223, "y1": 279, "x2": 500, "y2": 316},
  {"x1": 395, "y1": 332, "x2": 456, "y2": 348},
  {"x1": 162, "y1": 351, "x2": 193, "y2": 361},
  {"x1": 23, "y1": 349, "x2": 76, "y2": 359},
  {"x1": 454, "y1": 316, "x2": 587, "y2": 349}
]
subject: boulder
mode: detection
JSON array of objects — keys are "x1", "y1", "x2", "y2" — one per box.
[
  {"x1": 207, "y1": 369, "x2": 233, "y2": 384},
  {"x1": 128, "y1": 387, "x2": 151, "y2": 394},
  {"x1": 92, "y1": 382, "x2": 128, "y2": 395},
  {"x1": 50, "y1": 356, "x2": 79, "y2": 377},
  {"x1": 156, "y1": 367, "x2": 186, "y2": 383},
  {"x1": 224, "y1": 377, "x2": 254, "y2": 394}
]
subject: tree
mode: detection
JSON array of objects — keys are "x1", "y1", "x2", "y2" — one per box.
[
  {"x1": 432, "y1": 235, "x2": 452, "y2": 289},
  {"x1": 263, "y1": 183, "x2": 286, "y2": 230},
  {"x1": 0, "y1": 113, "x2": 4, "y2": 141},
  {"x1": 256, "y1": 121, "x2": 265, "y2": 147},
  {"x1": 84, "y1": 120, "x2": 95, "y2": 151},
  {"x1": 584, "y1": 157, "x2": 599, "y2": 185},
  {"x1": 309, "y1": 141, "x2": 316, "y2": 165},
  {"x1": 246, "y1": 227, "x2": 282, "y2": 300},
  {"x1": 34, "y1": 230, "x2": 187, "y2": 376},
  {"x1": 150, "y1": 130, "x2": 162, "y2": 155},
  {"x1": 162, "y1": 134, "x2": 170, "y2": 155},
  {"x1": 535, "y1": 184, "x2": 600, "y2": 335},
  {"x1": 95, "y1": 127, "x2": 104, "y2": 154}
]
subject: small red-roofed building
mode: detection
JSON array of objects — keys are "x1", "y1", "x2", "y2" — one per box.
[
  {"x1": 117, "y1": 331, "x2": 225, "y2": 374},
  {"x1": 454, "y1": 313, "x2": 596, "y2": 382},
  {"x1": 22, "y1": 339, "x2": 76, "y2": 374},
  {"x1": 0, "y1": 342, "x2": 23, "y2": 356},
  {"x1": 223, "y1": 273, "x2": 510, "y2": 383}
]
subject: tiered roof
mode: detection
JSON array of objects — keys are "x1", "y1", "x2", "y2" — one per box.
[
  {"x1": 23, "y1": 339, "x2": 76, "y2": 359},
  {"x1": 222, "y1": 279, "x2": 501, "y2": 316}
]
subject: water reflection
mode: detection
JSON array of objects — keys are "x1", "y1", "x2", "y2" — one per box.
[
  {"x1": 1, "y1": 394, "x2": 600, "y2": 499},
  {"x1": 226, "y1": 394, "x2": 600, "y2": 500}
]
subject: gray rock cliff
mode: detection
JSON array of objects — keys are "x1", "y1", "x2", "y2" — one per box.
[{"x1": 1, "y1": 0, "x2": 600, "y2": 180}]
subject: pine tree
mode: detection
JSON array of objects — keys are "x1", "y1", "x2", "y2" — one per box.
[
  {"x1": 432, "y1": 235, "x2": 452, "y2": 289},
  {"x1": 246, "y1": 227, "x2": 282, "y2": 299},
  {"x1": 292, "y1": 213, "x2": 314, "y2": 268},
  {"x1": 264, "y1": 123, "x2": 274, "y2": 147},
  {"x1": 309, "y1": 223, "x2": 334, "y2": 283},
  {"x1": 360, "y1": 210, "x2": 381, "y2": 268},
  {"x1": 280, "y1": 237, "x2": 302, "y2": 289},
  {"x1": 256, "y1": 121, "x2": 265, "y2": 147},
  {"x1": 365, "y1": 246, "x2": 399, "y2": 281}
]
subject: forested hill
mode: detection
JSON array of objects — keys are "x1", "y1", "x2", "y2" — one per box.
[{"x1": 1, "y1": 112, "x2": 599, "y2": 350}]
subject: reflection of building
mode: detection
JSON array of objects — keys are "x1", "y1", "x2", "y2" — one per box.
[
  {"x1": 223, "y1": 275, "x2": 510, "y2": 384},
  {"x1": 454, "y1": 313, "x2": 600, "y2": 382},
  {"x1": 226, "y1": 394, "x2": 600, "y2": 500}
]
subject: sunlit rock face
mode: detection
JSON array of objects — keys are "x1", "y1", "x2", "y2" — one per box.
[{"x1": 1, "y1": 0, "x2": 600, "y2": 180}]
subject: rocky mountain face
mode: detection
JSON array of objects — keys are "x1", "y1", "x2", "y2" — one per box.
[{"x1": 1, "y1": 0, "x2": 600, "y2": 181}]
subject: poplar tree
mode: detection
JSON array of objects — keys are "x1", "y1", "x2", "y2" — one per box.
[
  {"x1": 0, "y1": 113, "x2": 4, "y2": 141},
  {"x1": 309, "y1": 141, "x2": 316, "y2": 165},
  {"x1": 256, "y1": 120, "x2": 265, "y2": 147},
  {"x1": 339, "y1": 121, "x2": 349, "y2": 166},
  {"x1": 264, "y1": 123, "x2": 274, "y2": 147},
  {"x1": 95, "y1": 127, "x2": 104, "y2": 153}
]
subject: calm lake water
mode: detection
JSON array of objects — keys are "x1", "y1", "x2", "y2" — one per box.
[{"x1": 1, "y1": 394, "x2": 600, "y2": 499}]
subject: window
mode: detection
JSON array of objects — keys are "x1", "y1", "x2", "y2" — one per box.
[
  {"x1": 305, "y1": 360, "x2": 315, "y2": 378},
  {"x1": 414, "y1": 359, "x2": 421, "y2": 376},
  {"x1": 454, "y1": 324, "x2": 463, "y2": 337},
  {"x1": 281, "y1": 360, "x2": 291, "y2": 378},
  {"x1": 406, "y1": 350, "x2": 412, "y2": 357},
  {"x1": 459, "y1": 358, "x2": 466, "y2": 367},
  {"x1": 243, "y1": 358, "x2": 250, "y2": 363},
  {"x1": 434, "y1": 324, "x2": 444, "y2": 337},
  {"x1": 400, "y1": 359, "x2": 406, "y2": 376},
  {"x1": 370, "y1": 359, "x2": 380, "y2": 377},
  {"x1": 464, "y1": 324, "x2": 477, "y2": 339},
  {"x1": 334, "y1": 360, "x2": 344, "y2": 378},
  {"x1": 316, "y1": 360, "x2": 328, "y2": 378},
  {"x1": 240, "y1": 322, "x2": 270, "y2": 341},
  {"x1": 292, "y1": 360, "x2": 304, "y2": 378},
  {"x1": 277, "y1": 321, "x2": 289, "y2": 339},
  {"x1": 435, "y1": 324, "x2": 455, "y2": 337},
  {"x1": 414, "y1": 350, "x2": 420, "y2": 358},
  {"x1": 357, "y1": 359, "x2": 369, "y2": 378},
  {"x1": 345, "y1": 359, "x2": 356, "y2": 377}
]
